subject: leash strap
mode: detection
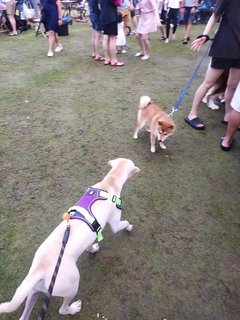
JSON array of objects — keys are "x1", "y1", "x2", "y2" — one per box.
[
  {"x1": 169, "y1": 41, "x2": 212, "y2": 117},
  {"x1": 37, "y1": 223, "x2": 71, "y2": 320}
]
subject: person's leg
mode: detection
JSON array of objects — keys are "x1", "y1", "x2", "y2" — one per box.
[
  {"x1": 165, "y1": 10, "x2": 171, "y2": 42},
  {"x1": 48, "y1": 30, "x2": 55, "y2": 55},
  {"x1": 6, "y1": 0, "x2": 17, "y2": 34},
  {"x1": 186, "y1": 67, "x2": 224, "y2": 126},
  {"x1": 102, "y1": 34, "x2": 110, "y2": 63},
  {"x1": 172, "y1": 9, "x2": 178, "y2": 39},
  {"x1": 221, "y1": 109, "x2": 240, "y2": 149},
  {"x1": 141, "y1": 33, "x2": 150, "y2": 59},
  {"x1": 135, "y1": 32, "x2": 144, "y2": 54},
  {"x1": 223, "y1": 68, "x2": 240, "y2": 122},
  {"x1": 109, "y1": 35, "x2": 117, "y2": 63},
  {"x1": 93, "y1": 31, "x2": 102, "y2": 59}
]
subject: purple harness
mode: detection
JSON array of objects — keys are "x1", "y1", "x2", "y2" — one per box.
[{"x1": 67, "y1": 187, "x2": 122, "y2": 241}]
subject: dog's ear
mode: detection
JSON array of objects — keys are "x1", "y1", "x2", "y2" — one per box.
[
  {"x1": 169, "y1": 125, "x2": 174, "y2": 129},
  {"x1": 158, "y1": 120, "x2": 163, "y2": 126}
]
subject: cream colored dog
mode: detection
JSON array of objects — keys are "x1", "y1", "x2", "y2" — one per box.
[
  {"x1": 133, "y1": 96, "x2": 176, "y2": 152},
  {"x1": 0, "y1": 158, "x2": 140, "y2": 320}
]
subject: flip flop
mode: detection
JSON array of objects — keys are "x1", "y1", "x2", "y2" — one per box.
[
  {"x1": 220, "y1": 137, "x2": 233, "y2": 152},
  {"x1": 95, "y1": 56, "x2": 105, "y2": 61},
  {"x1": 111, "y1": 60, "x2": 124, "y2": 66},
  {"x1": 104, "y1": 60, "x2": 111, "y2": 65},
  {"x1": 184, "y1": 117, "x2": 205, "y2": 130}
]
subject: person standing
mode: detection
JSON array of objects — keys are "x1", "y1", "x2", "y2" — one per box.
[
  {"x1": 98, "y1": 0, "x2": 124, "y2": 66},
  {"x1": 221, "y1": 82, "x2": 240, "y2": 151},
  {"x1": 135, "y1": 0, "x2": 160, "y2": 60},
  {"x1": 117, "y1": 0, "x2": 132, "y2": 35},
  {"x1": 88, "y1": 0, "x2": 104, "y2": 61},
  {"x1": 164, "y1": 0, "x2": 181, "y2": 44},
  {"x1": 182, "y1": 0, "x2": 198, "y2": 44},
  {"x1": 5, "y1": 0, "x2": 18, "y2": 35},
  {"x1": 41, "y1": 0, "x2": 63, "y2": 57},
  {"x1": 185, "y1": 0, "x2": 240, "y2": 130}
]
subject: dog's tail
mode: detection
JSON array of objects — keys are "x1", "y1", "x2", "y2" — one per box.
[
  {"x1": 139, "y1": 96, "x2": 151, "y2": 109},
  {"x1": 0, "y1": 271, "x2": 41, "y2": 314}
]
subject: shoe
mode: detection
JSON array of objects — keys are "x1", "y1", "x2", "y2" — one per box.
[
  {"x1": 121, "y1": 49, "x2": 127, "y2": 54},
  {"x1": 220, "y1": 137, "x2": 233, "y2": 152},
  {"x1": 47, "y1": 51, "x2": 54, "y2": 57},
  {"x1": 159, "y1": 36, "x2": 166, "y2": 41},
  {"x1": 94, "y1": 56, "x2": 105, "y2": 61},
  {"x1": 141, "y1": 55, "x2": 149, "y2": 60},
  {"x1": 135, "y1": 52, "x2": 143, "y2": 57},
  {"x1": 111, "y1": 60, "x2": 124, "y2": 66},
  {"x1": 182, "y1": 38, "x2": 188, "y2": 44},
  {"x1": 54, "y1": 44, "x2": 63, "y2": 52},
  {"x1": 165, "y1": 38, "x2": 169, "y2": 44},
  {"x1": 104, "y1": 60, "x2": 111, "y2": 65},
  {"x1": 184, "y1": 116, "x2": 205, "y2": 130},
  {"x1": 8, "y1": 32, "x2": 18, "y2": 36},
  {"x1": 214, "y1": 96, "x2": 225, "y2": 108}
]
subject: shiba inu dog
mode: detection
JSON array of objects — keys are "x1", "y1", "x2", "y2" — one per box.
[{"x1": 133, "y1": 96, "x2": 176, "y2": 152}]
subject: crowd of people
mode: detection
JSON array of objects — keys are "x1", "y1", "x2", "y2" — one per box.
[{"x1": 1, "y1": 0, "x2": 239, "y2": 151}]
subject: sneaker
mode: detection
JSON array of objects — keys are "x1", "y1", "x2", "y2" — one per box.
[
  {"x1": 135, "y1": 52, "x2": 143, "y2": 57},
  {"x1": 121, "y1": 49, "x2": 127, "y2": 54},
  {"x1": 165, "y1": 38, "x2": 169, "y2": 44},
  {"x1": 159, "y1": 36, "x2": 166, "y2": 41},
  {"x1": 54, "y1": 44, "x2": 63, "y2": 52},
  {"x1": 141, "y1": 55, "x2": 149, "y2": 60},
  {"x1": 47, "y1": 51, "x2": 54, "y2": 57}
]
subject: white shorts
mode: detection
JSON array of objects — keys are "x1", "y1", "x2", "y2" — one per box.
[{"x1": 231, "y1": 82, "x2": 240, "y2": 112}]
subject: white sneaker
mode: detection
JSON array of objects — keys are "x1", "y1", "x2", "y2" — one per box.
[
  {"x1": 165, "y1": 38, "x2": 169, "y2": 44},
  {"x1": 135, "y1": 52, "x2": 143, "y2": 57},
  {"x1": 141, "y1": 55, "x2": 149, "y2": 60},
  {"x1": 121, "y1": 49, "x2": 127, "y2": 54},
  {"x1": 54, "y1": 44, "x2": 63, "y2": 52},
  {"x1": 47, "y1": 51, "x2": 54, "y2": 57}
]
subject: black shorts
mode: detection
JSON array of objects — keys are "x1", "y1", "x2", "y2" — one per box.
[
  {"x1": 102, "y1": 21, "x2": 118, "y2": 36},
  {"x1": 211, "y1": 57, "x2": 240, "y2": 69}
]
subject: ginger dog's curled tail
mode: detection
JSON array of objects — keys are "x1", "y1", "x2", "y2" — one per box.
[{"x1": 139, "y1": 96, "x2": 151, "y2": 109}]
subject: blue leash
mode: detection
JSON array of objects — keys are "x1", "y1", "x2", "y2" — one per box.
[{"x1": 169, "y1": 42, "x2": 212, "y2": 116}]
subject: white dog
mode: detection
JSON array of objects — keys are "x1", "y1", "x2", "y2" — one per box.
[{"x1": 0, "y1": 158, "x2": 140, "y2": 320}]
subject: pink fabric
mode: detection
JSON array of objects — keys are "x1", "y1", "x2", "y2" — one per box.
[{"x1": 137, "y1": 0, "x2": 158, "y2": 34}]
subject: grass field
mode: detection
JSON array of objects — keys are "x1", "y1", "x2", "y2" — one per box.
[{"x1": 0, "y1": 21, "x2": 240, "y2": 320}]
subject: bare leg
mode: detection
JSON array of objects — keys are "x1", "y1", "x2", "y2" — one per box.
[
  {"x1": 135, "y1": 33, "x2": 144, "y2": 54},
  {"x1": 142, "y1": 33, "x2": 150, "y2": 58},
  {"x1": 109, "y1": 35, "x2": 117, "y2": 64},
  {"x1": 48, "y1": 30, "x2": 55, "y2": 53},
  {"x1": 221, "y1": 109, "x2": 240, "y2": 149},
  {"x1": 187, "y1": 67, "x2": 224, "y2": 127},
  {"x1": 223, "y1": 68, "x2": 240, "y2": 121},
  {"x1": 102, "y1": 34, "x2": 110, "y2": 63},
  {"x1": 7, "y1": 14, "x2": 17, "y2": 34}
]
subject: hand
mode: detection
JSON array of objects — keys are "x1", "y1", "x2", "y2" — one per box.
[{"x1": 191, "y1": 37, "x2": 206, "y2": 52}]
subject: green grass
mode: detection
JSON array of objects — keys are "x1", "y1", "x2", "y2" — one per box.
[{"x1": 0, "y1": 22, "x2": 240, "y2": 320}]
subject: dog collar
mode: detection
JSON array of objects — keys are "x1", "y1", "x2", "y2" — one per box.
[{"x1": 64, "y1": 187, "x2": 122, "y2": 242}]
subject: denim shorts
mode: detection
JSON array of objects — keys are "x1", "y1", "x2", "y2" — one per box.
[
  {"x1": 211, "y1": 57, "x2": 240, "y2": 69},
  {"x1": 90, "y1": 13, "x2": 102, "y2": 32}
]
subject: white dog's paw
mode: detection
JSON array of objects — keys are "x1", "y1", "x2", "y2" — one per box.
[
  {"x1": 133, "y1": 133, "x2": 138, "y2": 139},
  {"x1": 86, "y1": 243, "x2": 99, "y2": 254},
  {"x1": 126, "y1": 224, "x2": 133, "y2": 232},
  {"x1": 159, "y1": 142, "x2": 167, "y2": 149},
  {"x1": 150, "y1": 146, "x2": 156, "y2": 153},
  {"x1": 69, "y1": 300, "x2": 82, "y2": 315}
]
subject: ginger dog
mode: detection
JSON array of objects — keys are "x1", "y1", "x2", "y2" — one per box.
[
  {"x1": 133, "y1": 96, "x2": 176, "y2": 152},
  {"x1": 0, "y1": 158, "x2": 140, "y2": 319}
]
